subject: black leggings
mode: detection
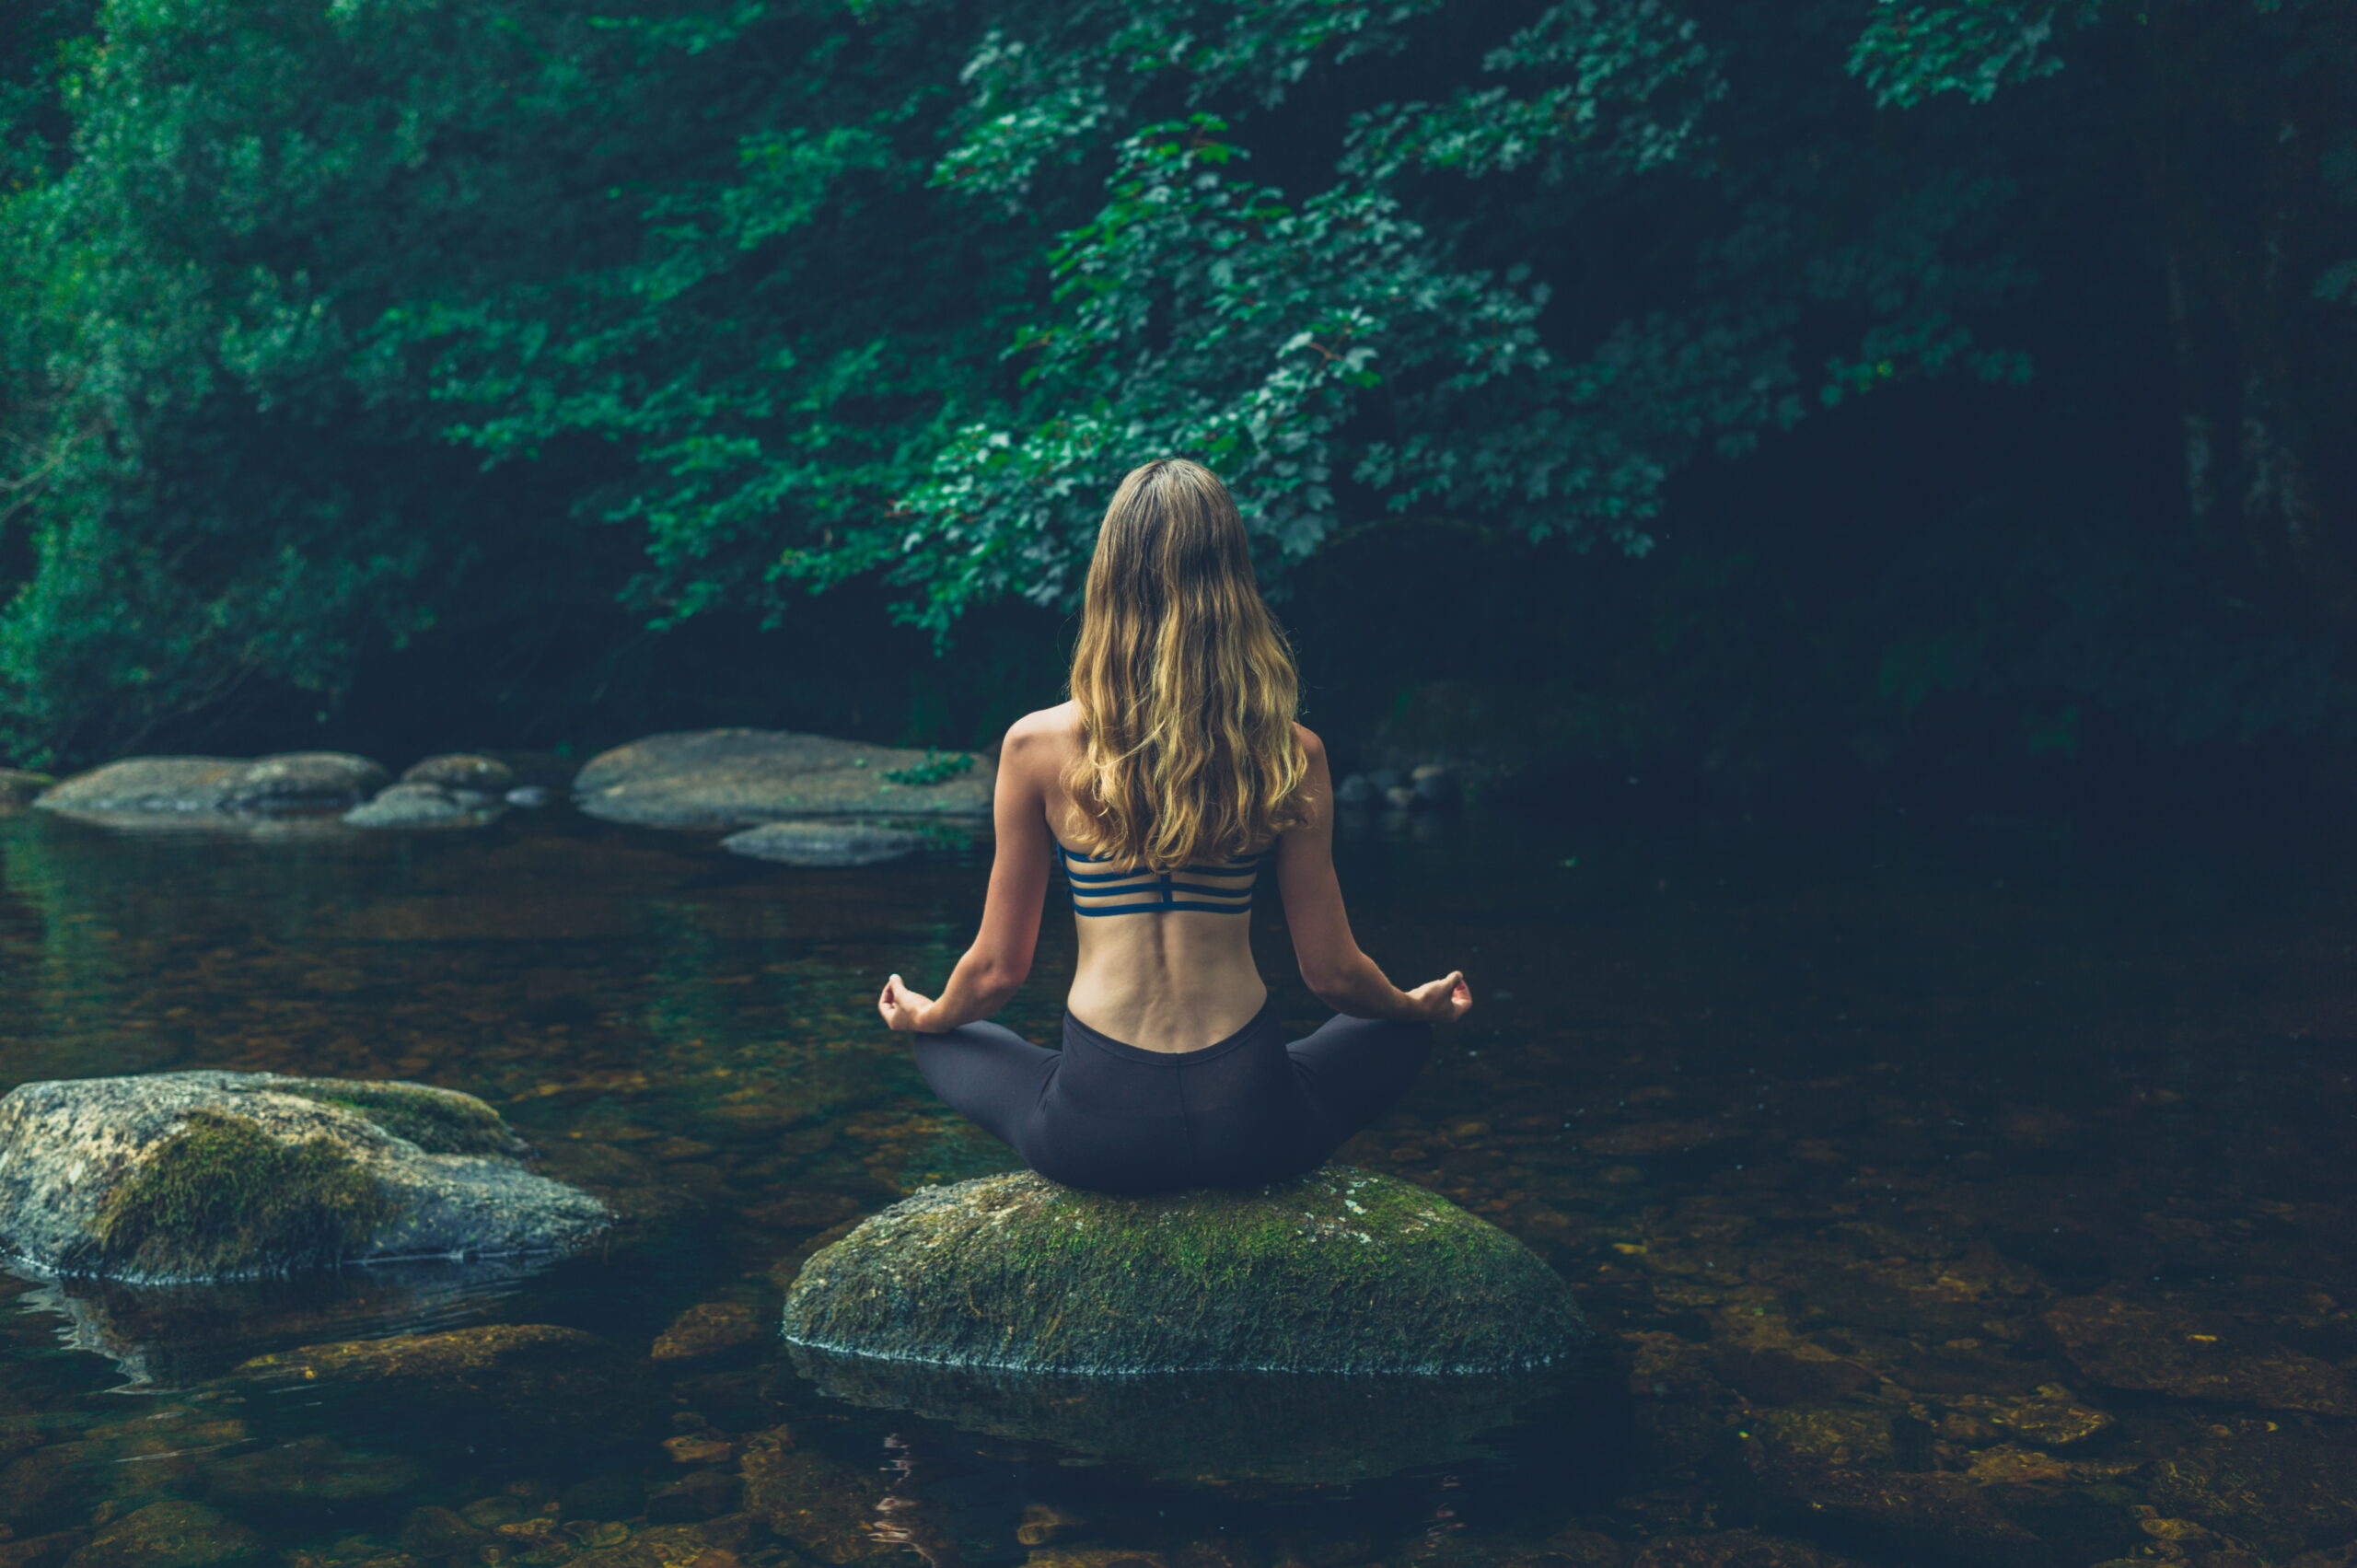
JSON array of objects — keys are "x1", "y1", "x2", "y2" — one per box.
[{"x1": 911, "y1": 1002, "x2": 1432, "y2": 1194}]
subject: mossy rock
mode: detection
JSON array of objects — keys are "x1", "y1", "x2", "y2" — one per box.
[
  {"x1": 780, "y1": 1167, "x2": 1586, "y2": 1374},
  {"x1": 0, "y1": 1071, "x2": 607, "y2": 1282}
]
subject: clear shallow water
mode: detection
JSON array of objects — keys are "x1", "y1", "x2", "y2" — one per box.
[{"x1": 1, "y1": 801, "x2": 2353, "y2": 1568}]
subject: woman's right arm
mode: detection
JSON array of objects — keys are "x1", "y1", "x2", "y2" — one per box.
[{"x1": 1274, "y1": 726, "x2": 1472, "y2": 1023}]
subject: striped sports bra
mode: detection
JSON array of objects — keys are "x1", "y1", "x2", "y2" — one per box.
[{"x1": 1055, "y1": 840, "x2": 1270, "y2": 917}]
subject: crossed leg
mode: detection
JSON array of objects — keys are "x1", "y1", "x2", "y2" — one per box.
[
  {"x1": 908, "y1": 1021, "x2": 1059, "y2": 1156},
  {"x1": 1285, "y1": 1014, "x2": 1434, "y2": 1158}
]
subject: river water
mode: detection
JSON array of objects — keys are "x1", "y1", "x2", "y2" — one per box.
[{"x1": 0, "y1": 800, "x2": 2351, "y2": 1568}]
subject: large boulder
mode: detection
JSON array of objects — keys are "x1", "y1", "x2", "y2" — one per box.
[
  {"x1": 0, "y1": 1071, "x2": 608, "y2": 1282},
  {"x1": 36, "y1": 753, "x2": 388, "y2": 817},
  {"x1": 780, "y1": 1167, "x2": 1586, "y2": 1375},
  {"x1": 574, "y1": 729, "x2": 992, "y2": 828}
]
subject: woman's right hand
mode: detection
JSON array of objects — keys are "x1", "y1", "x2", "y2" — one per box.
[{"x1": 1401, "y1": 971, "x2": 1472, "y2": 1023}]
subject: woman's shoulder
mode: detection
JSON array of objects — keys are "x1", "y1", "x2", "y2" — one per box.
[
  {"x1": 1004, "y1": 702, "x2": 1082, "y2": 746},
  {"x1": 999, "y1": 703, "x2": 1082, "y2": 774}
]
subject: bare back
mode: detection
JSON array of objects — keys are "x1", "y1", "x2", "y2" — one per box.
[
  {"x1": 917, "y1": 700, "x2": 1433, "y2": 1052},
  {"x1": 1028, "y1": 703, "x2": 1271, "y2": 1051}
]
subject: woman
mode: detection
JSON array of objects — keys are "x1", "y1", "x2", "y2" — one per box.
[{"x1": 877, "y1": 458, "x2": 1472, "y2": 1194}]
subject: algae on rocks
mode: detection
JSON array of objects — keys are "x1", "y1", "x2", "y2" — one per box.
[
  {"x1": 0, "y1": 1071, "x2": 608, "y2": 1282},
  {"x1": 780, "y1": 1167, "x2": 1585, "y2": 1375}
]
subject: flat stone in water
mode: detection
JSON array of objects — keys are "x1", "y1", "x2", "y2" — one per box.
[
  {"x1": 0, "y1": 1071, "x2": 608, "y2": 1282},
  {"x1": 2047, "y1": 1294, "x2": 2357, "y2": 1414},
  {"x1": 37, "y1": 752, "x2": 388, "y2": 816},
  {"x1": 780, "y1": 1166, "x2": 1586, "y2": 1375},
  {"x1": 231, "y1": 1324, "x2": 656, "y2": 1440},
  {"x1": 574, "y1": 728, "x2": 991, "y2": 828},
  {"x1": 2149, "y1": 1426, "x2": 2357, "y2": 1556},
  {"x1": 721, "y1": 820, "x2": 929, "y2": 865},
  {"x1": 344, "y1": 780, "x2": 505, "y2": 830},
  {"x1": 205, "y1": 1434, "x2": 427, "y2": 1505}
]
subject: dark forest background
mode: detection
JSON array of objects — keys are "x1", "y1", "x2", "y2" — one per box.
[{"x1": 2, "y1": 0, "x2": 2351, "y2": 814}]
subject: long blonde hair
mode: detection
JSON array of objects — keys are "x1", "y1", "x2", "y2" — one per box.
[{"x1": 1064, "y1": 459, "x2": 1309, "y2": 869}]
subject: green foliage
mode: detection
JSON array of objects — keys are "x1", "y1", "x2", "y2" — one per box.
[
  {"x1": 0, "y1": 0, "x2": 2350, "y2": 775},
  {"x1": 880, "y1": 749, "x2": 976, "y2": 785},
  {"x1": 92, "y1": 1109, "x2": 400, "y2": 1279},
  {"x1": 0, "y1": 0, "x2": 650, "y2": 761},
  {"x1": 1849, "y1": 0, "x2": 2107, "y2": 109}
]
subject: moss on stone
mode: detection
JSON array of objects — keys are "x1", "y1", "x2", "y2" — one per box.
[
  {"x1": 278, "y1": 1079, "x2": 518, "y2": 1156},
  {"x1": 92, "y1": 1109, "x2": 401, "y2": 1279},
  {"x1": 781, "y1": 1166, "x2": 1585, "y2": 1375}
]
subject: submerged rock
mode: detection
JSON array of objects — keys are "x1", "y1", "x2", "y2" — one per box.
[
  {"x1": 2047, "y1": 1294, "x2": 2357, "y2": 1414},
  {"x1": 1755, "y1": 1470, "x2": 2045, "y2": 1568},
  {"x1": 231, "y1": 1324, "x2": 656, "y2": 1441},
  {"x1": 343, "y1": 780, "x2": 505, "y2": 830},
  {"x1": 0, "y1": 1071, "x2": 608, "y2": 1282},
  {"x1": 1952, "y1": 1385, "x2": 2116, "y2": 1447},
  {"x1": 62, "y1": 1499, "x2": 261, "y2": 1568},
  {"x1": 2150, "y1": 1426, "x2": 2357, "y2": 1556},
  {"x1": 574, "y1": 728, "x2": 992, "y2": 828},
  {"x1": 1631, "y1": 1535, "x2": 1869, "y2": 1568},
  {"x1": 738, "y1": 1431, "x2": 898, "y2": 1568},
  {"x1": 653, "y1": 1300, "x2": 768, "y2": 1362},
  {"x1": 38, "y1": 753, "x2": 387, "y2": 817},
  {"x1": 205, "y1": 1434, "x2": 427, "y2": 1506},
  {"x1": 780, "y1": 1167, "x2": 1586, "y2": 1374},
  {"x1": 720, "y1": 820, "x2": 929, "y2": 865}
]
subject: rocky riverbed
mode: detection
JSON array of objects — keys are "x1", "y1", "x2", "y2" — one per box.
[{"x1": 0, "y1": 802, "x2": 2351, "y2": 1568}]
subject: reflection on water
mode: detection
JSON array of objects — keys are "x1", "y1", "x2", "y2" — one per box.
[
  {"x1": 16, "y1": 1257, "x2": 556, "y2": 1390},
  {"x1": 788, "y1": 1347, "x2": 1619, "y2": 1485},
  {"x1": 1, "y1": 800, "x2": 2354, "y2": 1567}
]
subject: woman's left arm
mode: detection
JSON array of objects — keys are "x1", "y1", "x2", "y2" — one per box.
[{"x1": 878, "y1": 716, "x2": 1052, "y2": 1033}]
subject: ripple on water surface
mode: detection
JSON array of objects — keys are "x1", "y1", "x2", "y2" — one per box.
[{"x1": 0, "y1": 802, "x2": 2352, "y2": 1568}]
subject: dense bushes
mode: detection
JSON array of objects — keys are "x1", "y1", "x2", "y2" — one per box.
[{"x1": 0, "y1": 0, "x2": 2351, "y2": 789}]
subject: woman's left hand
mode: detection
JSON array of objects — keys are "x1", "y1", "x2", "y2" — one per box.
[{"x1": 878, "y1": 974, "x2": 935, "y2": 1032}]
